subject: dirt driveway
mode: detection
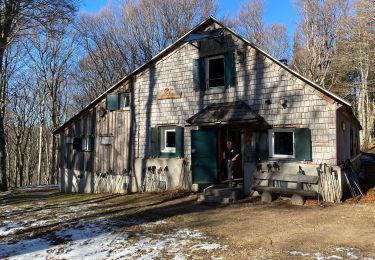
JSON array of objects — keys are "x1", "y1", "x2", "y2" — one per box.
[
  {"x1": 1, "y1": 186, "x2": 375, "y2": 259},
  {"x1": 188, "y1": 198, "x2": 375, "y2": 259}
]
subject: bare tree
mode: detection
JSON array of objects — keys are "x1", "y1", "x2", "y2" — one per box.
[
  {"x1": 234, "y1": 0, "x2": 265, "y2": 46},
  {"x1": 292, "y1": 0, "x2": 348, "y2": 88},
  {"x1": 333, "y1": 0, "x2": 375, "y2": 149},
  {"x1": 0, "y1": 0, "x2": 78, "y2": 191},
  {"x1": 233, "y1": 0, "x2": 290, "y2": 59},
  {"x1": 73, "y1": 0, "x2": 218, "y2": 108},
  {"x1": 24, "y1": 27, "x2": 76, "y2": 184},
  {"x1": 6, "y1": 80, "x2": 37, "y2": 187},
  {"x1": 263, "y1": 23, "x2": 290, "y2": 59}
]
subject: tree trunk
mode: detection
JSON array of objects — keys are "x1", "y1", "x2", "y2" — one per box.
[
  {"x1": 45, "y1": 134, "x2": 50, "y2": 184},
  {"x1": 6, "y1": 150, "x2": 10, "y2": 189},
  {"x1": 0, "y1": 116, "x2": 7, "y2": 191},
  {"x1": 0, "y1": 46, "x2": 7, "y2": 191},
  {"x1": 37, "y1": 124, "x2": 43, "y2": 185},
  {"x1": 18, "y1": 144, "x2": 24, "y2": 187},
  {"x1": 50, "y1": 134, "x2": 57, "y2": 184}
]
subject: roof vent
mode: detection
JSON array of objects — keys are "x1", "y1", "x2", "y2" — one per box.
[{"x1": 279, "y1": 59, "x2": 288, "y2": 66}]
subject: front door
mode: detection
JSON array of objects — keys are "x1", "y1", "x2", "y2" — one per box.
[
  {"x1": 191, "y1": 130, "x2": 217, "y2": 183},
  {"x1": 227, "y1": 129, "x2": 243, "y2": 180},
  {"x1": 218, "y1": 129, "x2": 243, "y2": 181}
]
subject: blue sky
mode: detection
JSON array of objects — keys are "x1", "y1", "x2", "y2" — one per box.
[{"x1": 80, "y1": 0, "x2": 299, "y2": 37}]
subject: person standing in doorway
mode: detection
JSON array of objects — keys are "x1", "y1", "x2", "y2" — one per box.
[{"x1": 223, "y1": 141, "x2": 239, "y2": 187}]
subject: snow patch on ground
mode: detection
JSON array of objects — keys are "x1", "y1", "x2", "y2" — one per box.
[
  {"x1": 191, "y1": 242, "x2": 222, "y2": 251},
  {"x1": 0, "y1": 193, "x2": 226, "y2": 259},
  {"x1": 0, "y1": 217, "x2": 226, "y2": 259},
  {"x1": 0, "y1": 224, "x2": 25, "y2": 236},
  {"x1": 288, "y1": 248, "x2": 374, "y2": 260},
  {"x1": 15, "y1": 185, "x2": 59, "y2": 190},
  {"x1": 0, "y1": 202, "x2": 99, "y2": 239}
]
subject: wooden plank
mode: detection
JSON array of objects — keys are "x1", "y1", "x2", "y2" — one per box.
[
  {"x1": 254, "y1": 172, "x2": 319, "y2": 184},
  {"x1": 252, "y1": 185, "x2": 318, "y2": 197}
]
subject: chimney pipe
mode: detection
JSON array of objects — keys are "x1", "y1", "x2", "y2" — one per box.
[{"x1": 279, "y1": 59, "x2": 288, "y2": 66}]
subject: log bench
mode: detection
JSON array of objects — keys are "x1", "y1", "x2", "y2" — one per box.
[{"x1": 252, "y1": 172, "x2": 319, "y2": 205}]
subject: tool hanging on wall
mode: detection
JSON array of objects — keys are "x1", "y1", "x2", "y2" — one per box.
[
  {"x1": 141, "y1": 165, "x2": 168, "y2": 192},
  {"x1": 178, "y1": 160, "x2": 191, "y2": 190},
  {"x1": 141, "y1": 166, "x2": 152, "y2": 192},
  {"x1": 159, "y1": 166, "x2": 168, "y2": 191}
]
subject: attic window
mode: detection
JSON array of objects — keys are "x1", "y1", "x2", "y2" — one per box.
[{"x1": 206, "y1": 55, "x2": 225, "y2": 88}]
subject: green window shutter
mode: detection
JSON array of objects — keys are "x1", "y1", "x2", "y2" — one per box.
[
  {"x1": 193, "y1": 58, "x2": 206, "y2": 91},
  {"x1": 150, "y1": 127, "x2": 160, "y2": 157},
  {"x1": 255, "y1": 131, "x2": 268, "y2": 161},
  {"x1": 87, "y1": 137, "x2": 95, "y2": 151},
  {"x1": 106, "y1": 93, "x2": 119, "y2": 111},
  {"x1": 175, "y1": 126, "x2": 184, "y2": 157},
  {"x1": 73, "y1": 138, "x2": 82, "y2": 151},
  {"x1": 294, "y1": 128, "x2": 312, "y2": 161},
  {"x1": 224, "y1": 51, "x2": 235, "y2": 88}
]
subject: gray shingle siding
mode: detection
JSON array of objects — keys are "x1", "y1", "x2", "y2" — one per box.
[{"x1": 133, "y1": 30, "x2": 338, "y2": 165}]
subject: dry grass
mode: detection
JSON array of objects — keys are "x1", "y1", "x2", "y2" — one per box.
[{"x1": 1, "y1": 188, "x2": 375, "y2": 259}]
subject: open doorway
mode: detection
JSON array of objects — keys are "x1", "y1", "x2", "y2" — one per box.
[{"x1": 217, "y1": 128, "x2": 243, "y2": 182}]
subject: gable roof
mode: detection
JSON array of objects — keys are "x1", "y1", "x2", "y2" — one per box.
[{"x1": 53, "y1": 16, "x2": 352, "y2": 134}]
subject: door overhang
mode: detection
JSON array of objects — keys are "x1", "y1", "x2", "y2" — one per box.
[{"x1": 186, "y1": 101, "x2": 265, "y2": 126}]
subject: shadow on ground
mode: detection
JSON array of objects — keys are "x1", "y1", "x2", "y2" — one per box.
[
  {"x1": 359, "y1": 152, "x2": 375, "y2": 192},
  {"x1": 0, "y1": 188, "x2": 228, "y2": 257}
]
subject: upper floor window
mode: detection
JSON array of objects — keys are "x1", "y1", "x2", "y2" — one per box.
[
  {"x1": 106, "y1": 92, "x2": 130, "y2": 111},
  {"x1": 119, "y1": 92, "x2": 130, "y2": 109},
  {"x1": 206, "y1": 55, "x2": 224, "y2": 88},
  {"x1": 73, "y1": 137, "x2": 94, "y2": 152},
  {"x1": 193, "y1": 51, "x2": 234, "y2": 91}
]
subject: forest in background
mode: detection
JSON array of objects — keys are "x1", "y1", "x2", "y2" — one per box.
[{"x1": 0, "y1": 0, "x2": 374, "y2": 190}]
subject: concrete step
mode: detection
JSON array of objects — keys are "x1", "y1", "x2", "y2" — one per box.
[
  {"x1": 203, "y1": 194, "x2": 235, "y2": 205},
  {"x1": 204, "y1": 187, "x2": 242, "y2": 197},
  {"x1": 200, "y1": 185, "x2": 243, "y2": 204}
]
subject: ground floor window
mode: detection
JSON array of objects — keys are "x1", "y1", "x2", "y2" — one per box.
[
  {"x1": 161, "y1": 128, "x2": 176, "y2": 153},
  {"x1": 256, "y1": 128, "x2": 311, "y2": 161},
  {"x1": 150, "y1": 126, "x2": 184, "y2": 158},
  {"x1": 272, "y1": 130, "x2": 294, "y2": 158}
]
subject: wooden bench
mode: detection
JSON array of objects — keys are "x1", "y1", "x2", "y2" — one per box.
[{"x1": 252, "y1": 172, "x2": 319, "y2": 205}]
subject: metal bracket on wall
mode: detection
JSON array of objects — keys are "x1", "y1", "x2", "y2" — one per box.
[{"x1": 189, "y1": 42, "x2": 200, "y2": 49}]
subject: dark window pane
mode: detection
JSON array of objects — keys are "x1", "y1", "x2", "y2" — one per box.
[
  {"x1": 209, "y1": 58, "x2": 224, "y2": 87},
  {"x1": 166, "y1": 131, "x2": 176, "y2": 148},
  {"x1": 274, "y1": 132, "x2": 293, "y2": 155}
]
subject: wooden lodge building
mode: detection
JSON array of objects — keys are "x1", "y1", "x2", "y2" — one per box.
[{"x1": 53, "y1": 17, "x2": 361, "y2": 198}]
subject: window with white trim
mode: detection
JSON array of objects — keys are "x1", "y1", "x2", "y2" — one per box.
[
  {"x1": 269, "y1": 129, "x2": 295, "y2": 158},
  {"x1": 160, "y1": 128, "x2": 176, "y2": 153},
  {"x1": 205, "y1": 55, "x2": 225, "y2": 88},
  {"x1": 119, "y1": 92, "x2": 130, "y2": 109}
]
